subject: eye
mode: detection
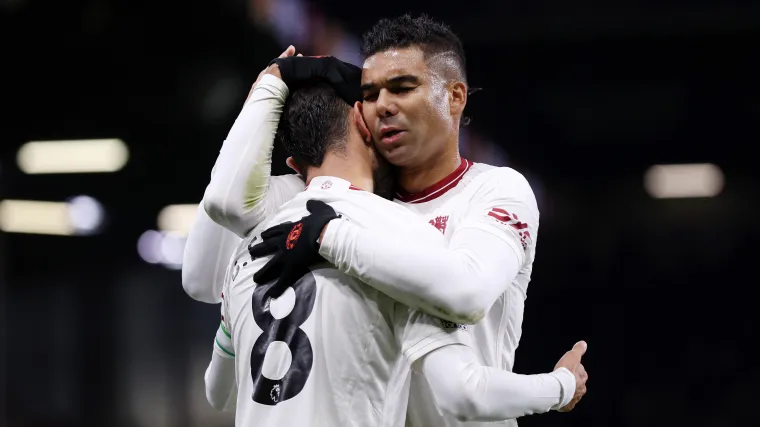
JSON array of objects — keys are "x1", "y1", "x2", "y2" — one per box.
[{"x1": 391, "y1": 87, "x2": 414, "y2": 94}]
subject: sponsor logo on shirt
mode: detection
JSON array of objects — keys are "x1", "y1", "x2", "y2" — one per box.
[
  {"x1": 486, "y1": 208, "x2": 532, "y2": 250},
  {"x1": 441, "y1": 320, "x2": 468, "y2": 331}
]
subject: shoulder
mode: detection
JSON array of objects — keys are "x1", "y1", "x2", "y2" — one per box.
[{"x1": 467, "y1": 164, "x2": 536, "y2": 204}]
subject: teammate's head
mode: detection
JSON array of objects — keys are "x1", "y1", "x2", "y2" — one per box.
[
  {"x1": 277, "y1": 82, "x2": 395, "y2": 198},
  {"x1": 359, "y1": 14, "x2": 468, "y2": 168}
]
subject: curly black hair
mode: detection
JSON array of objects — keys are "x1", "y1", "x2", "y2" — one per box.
[{"x1": 361, "y1": 14, "x2": 467, "y2": 85}]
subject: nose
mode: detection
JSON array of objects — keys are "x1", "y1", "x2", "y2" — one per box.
[{"x1": 376, "y1": 89, "x2": 398, "y2": 118}]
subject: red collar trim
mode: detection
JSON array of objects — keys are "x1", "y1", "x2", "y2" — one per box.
[{"x1": 395, "y1": 158, "x2": 472, "y2": 204}]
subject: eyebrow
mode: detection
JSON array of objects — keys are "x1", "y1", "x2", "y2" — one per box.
[{"x1": 361, "y1": 75, "x2": 420, "y2": 92}]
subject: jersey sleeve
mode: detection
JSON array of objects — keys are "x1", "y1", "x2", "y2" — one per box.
[
  {"x1": 391, "y1": 303, "x2": 475, "y2": 366},
  {"x1": 203, "y1": 74, "x2": 305, "y2": 238},
  {"x1": 418, "y1": 344, "x2": 576, "y2": 422},
  {"x1": 215, "y1": 292, "x2": 235, "y2": 358},
  {"x1": 205, "y1": 297, "x2": 237, "y2": 411},
  {"x1": 319, "y1": 168, "x2": 536, "y2": 324},
  {"x1": 456, "y1": 168, "x2": 539, "y2": 268},
  {"x1": 182, "y1": 203, "x2": 241, "y2": 303}
]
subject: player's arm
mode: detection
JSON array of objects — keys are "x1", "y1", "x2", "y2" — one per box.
[
  {"x1": 204, "y1": 320, "x2": 237, "y2": 411},
  {"x1": 182, "y1": 202, "x2": 240, "y2": 303},
  {"x1": 394, "y1": 306, "x2": 581, "y2": 422},
  {"x1": 203, "y1": 70, "x2": 304, "y2": 238},
  {"x1": 419, "y1": 345, "x2": 576, "y2": 422},
  {"x1": 320, "y1": 169, "x2": 537, "y2": 324}
]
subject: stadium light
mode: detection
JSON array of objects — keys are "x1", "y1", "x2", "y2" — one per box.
[
  {"x1": 0, "y1": 196, "x2": 105, "y2": 235},
  {"x1": 157, "y1": 204, "x2": 198, "y2": 236},
  {"x1": 137, "y1": 230, "x2": 185, "y2": 270},
  {"x1": 644, "y1": 163, "x2": 724, "y2": 199},
  {"x1": 17, "y1": 138, "x2": 129, "y2": 174}
]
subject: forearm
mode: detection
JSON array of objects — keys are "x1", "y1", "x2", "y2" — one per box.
[
  {"x1": 205, "y1": 324, "x2": 237, "y2": 411},
  {"x1": 203, "y1": 74, "x2": 289, "y2": 237},
  {"x1": 421, "y1": 345, "x2": 575, "y2": 422},
  {"x1": 182, "y1": 204, "x2": 241, "y2": 303},
  {"x1": 320, "y1": 221, "x2": 520, "y2": 324}
]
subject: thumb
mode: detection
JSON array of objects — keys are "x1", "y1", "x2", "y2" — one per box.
[{"x1": 571, "y1": 341, "x2": 588, "y2": 356}]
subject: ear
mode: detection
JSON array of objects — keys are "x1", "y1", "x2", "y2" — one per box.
[
  {"x1": 449, "y1": 81, "x2": 467, "y2": 117},
  {"x1": 285, "y1": 156, "x2": 302, "y2": 175},
  {"x1": 353, "y1": 102, "x2": 372, "y2": 143}
]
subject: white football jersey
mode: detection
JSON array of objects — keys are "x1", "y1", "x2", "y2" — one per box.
[
  {"x1": 394, "y1": 159, "x2": 540, "y2": 427},
  {"x1": 220, "y1": 176, "x2": 472, "y2": 427}
]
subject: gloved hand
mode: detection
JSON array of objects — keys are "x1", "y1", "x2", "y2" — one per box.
[
  {"x1": 249, "y1": 199, "x2": 341, "y2": 298},
  {"x1": 270, "y1": 56, "x2": 363, "y2": 105}
]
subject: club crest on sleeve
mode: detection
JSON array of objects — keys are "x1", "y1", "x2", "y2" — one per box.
[
  {"x1": 485, "y1": 208, "x2": 532, "y2": 250},
  {"x1": 286, "y1": 223, "x2": 303, "y2": 250},
  {"x1": 321, "y1": 180, "x2": 333, "y2": 189}
]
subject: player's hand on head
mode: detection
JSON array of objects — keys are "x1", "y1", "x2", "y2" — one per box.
[
  {"x1": 251, "y1": 200, "x2": 340, "y2": 297},
  {"x1": 248, "y1": 45, "x2": 296, "y2": 101},
  {"x1": 554, "y1": 341, "x2": 588, "y2": 412}
]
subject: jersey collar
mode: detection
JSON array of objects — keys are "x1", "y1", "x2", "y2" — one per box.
[
  {"x1": 395, "y1": 158, "x2": 472, "y2": 204},
  {"x1": 306, "y1": 176, "x2": 364, "y2": 193}
]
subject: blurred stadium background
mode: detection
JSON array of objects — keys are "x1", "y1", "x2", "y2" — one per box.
[{"x1": 2, "y1": 0, "x2": 759, "y2": 426}]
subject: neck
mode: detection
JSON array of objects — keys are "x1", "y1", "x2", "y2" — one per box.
[
  {"x1": 306, "y1": 152, "x2": 374, "y2": 192},
  {"x1": 397, "y1": 143, "x2": 460, "y2": 194}
]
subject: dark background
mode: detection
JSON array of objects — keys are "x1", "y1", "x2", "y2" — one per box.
[{"x1": 3, "y1": 0, "x2": 759, "y2": 426}]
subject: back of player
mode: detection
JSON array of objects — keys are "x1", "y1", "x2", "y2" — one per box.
[{"x1": 221, "y1": 177, "x2": 459, "y2": 427}]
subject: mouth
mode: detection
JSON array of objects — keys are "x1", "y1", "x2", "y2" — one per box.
[{"x1": 379, "y1": 128, "x2": 406, "y2": 144}]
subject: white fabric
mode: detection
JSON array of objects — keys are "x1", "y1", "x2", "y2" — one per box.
[
  {"x1": 420, "y1": 345, "x2": 575, "y2": 422},
  {"x1": 202, "y1": 74, "x2": 305, "y2": 238},
  {"x1": 320, "y1": 221, "x2": 520, "y2": 324},
  {"x1": 218, "y1": 179, "x2": 472, "y2": 427},
  {"x1": 205, "y1": 327, "x2": 238, "y2": 411},
  {"x1": 182, "y1": 204, "x2": 240, "y2": 303}
]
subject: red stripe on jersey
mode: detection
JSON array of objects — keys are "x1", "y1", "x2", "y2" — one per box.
[
  {"x1": 396, "y1": 158, "x2": 472, "y2": 204},
  {"x1": 488, "y1": 211, "x2": 511, "y2": 222}
]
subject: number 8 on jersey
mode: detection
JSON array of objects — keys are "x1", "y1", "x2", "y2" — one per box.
[{"x1": 249, "y1": 273, "x2": 317, "y2": 405}]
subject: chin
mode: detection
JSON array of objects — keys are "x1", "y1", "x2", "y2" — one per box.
[{"x1": 381, "y1": 146, "x2": 416, "y2": 168}]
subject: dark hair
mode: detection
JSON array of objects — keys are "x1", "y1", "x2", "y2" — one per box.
[
  {"x1": 276, "y1": 82, "x2": 350, "y2": 172},
  {"x1": 361, "y1": 14, "x2": 467, "y2": 85}
]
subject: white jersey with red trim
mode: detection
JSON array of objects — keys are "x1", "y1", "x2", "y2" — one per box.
[
  {"x1": 395, "y1": 159, "x2": 540, "y2": 427},
  {"x1": 220, "y1": 176, "x2": 472, "y2": 427}
]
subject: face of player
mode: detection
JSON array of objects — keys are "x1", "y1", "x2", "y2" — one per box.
[{"x1": 361, "y1": 46, "x2": 455, "y2": 168}]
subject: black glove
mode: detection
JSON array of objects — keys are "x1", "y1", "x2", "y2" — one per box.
[
  {"x1": 250, "y1": 199, "x2": 341, "y2": 298},
  {"x1": 270, "y1": 56, "x2": 363, "y2": 106}
]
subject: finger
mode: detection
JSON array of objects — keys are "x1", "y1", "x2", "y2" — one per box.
[
  {"x1": 307, "y1": 199, "x2": 337, "y2": 217},
  {"x1": 572, "y1": 341, "x2": 587, "y2": 356},
  {"x1": 261, "y1": 222, "x2": 295, "y2": 239},
  {"x1": 280, "y1": 45, "x2": 296, "y2": 58},
  {"x1": 253, "y1": 252, "x2": 285, "y2": 284},
  {"x1": 248, "y1": 240, "x2": 279, "y2": 259},
  {"x1": 297, "y1": 53, "x2": 303, "y2": 57},
  {"x1": 268, "y1": 268, "x2": 305, "y2": 299},
  {"x1": 577, "y1": 363, "x2": 588, "y2": 380}
]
